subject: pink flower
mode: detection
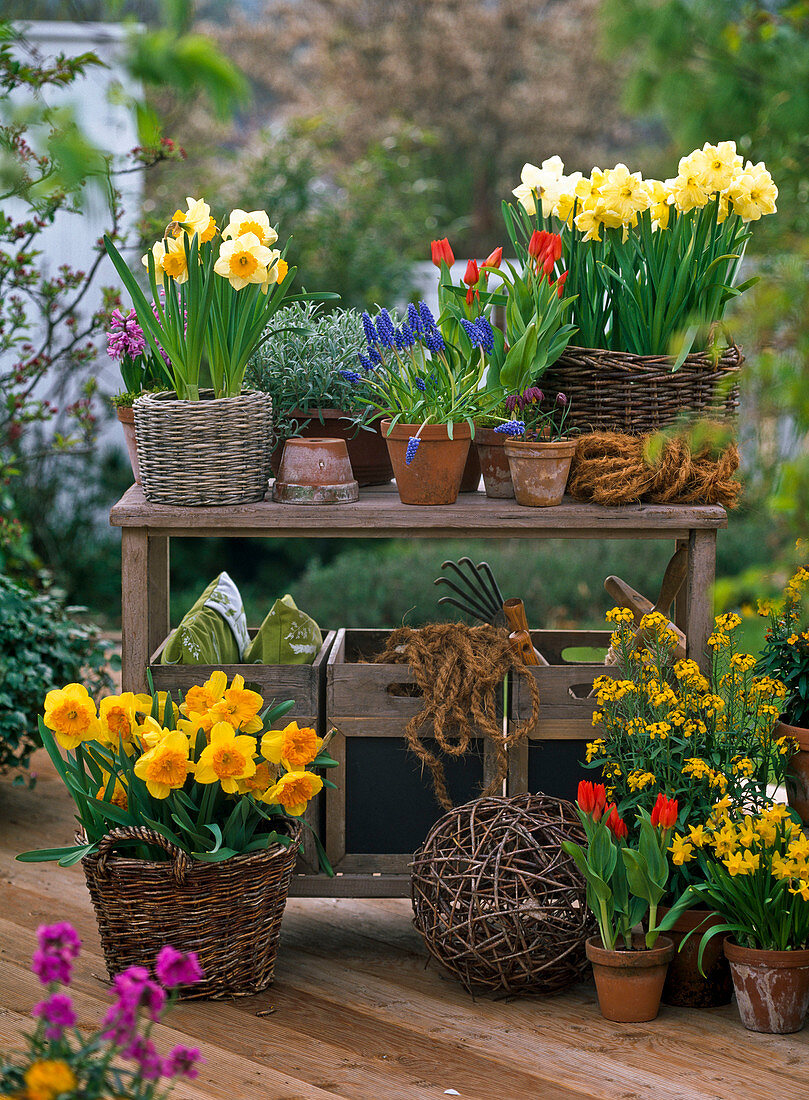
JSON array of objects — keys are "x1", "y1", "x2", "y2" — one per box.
[
  {"x1": 106, "y1": 308, "x2": 146, "y2": 361},
  {"x1": 155, "y1": 945, "x2": 204, "y2": 989},
  {"x1": 124, "y1": 1035, "x2": 163, "y2": 1081},
  {"x1": 31, "y1": 922, "x2": 81, "y2": 986},
  {"x1": 32, "y1": 992, "x2": 77, "y2": 1038},
  {"x1": 163, "y1": 1044, "x2": 204, "y2": 1079}
]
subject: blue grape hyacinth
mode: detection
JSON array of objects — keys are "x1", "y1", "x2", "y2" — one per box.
[
  {"x1": 414, "y1": 377, "x2": 427, "y2": 392},
  {"x1": 361, "y1": 311, "x2": 378, "y2": 347},
  {"x1": 494, "y1": 420, "x2": 526, "y2": 437},
  {"x1": 405, "y1": 436, "x2": 421, "y2": 465},
  {"x1": 339, "y1": 369, "x2": 363, "y2": 383}
]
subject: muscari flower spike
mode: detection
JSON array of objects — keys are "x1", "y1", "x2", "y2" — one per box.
[
  {"x1": 405, "y1": 436, "x2": 421, "y2": 465},
  {"x1": 339, "y1": 369, "x2": 363, "y2": 384},
  {"x1": 375, "y1": 308, "x2": 396, "y2": 349},
  {"x1": 494, "y1": 420, "x2": 526, "y2": 437},
  {"x1": 362, "y1": 311, "x2": 378, "y2": 348},
  {"x1": 408, "y1": 302, "x2": 425, "y2": 337},
  {"x1": 415, "y1": 377, "x2": 426, "y2": 392}
]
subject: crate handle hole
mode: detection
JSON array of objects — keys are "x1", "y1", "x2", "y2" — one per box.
[
  {"x1": 568, "y1": 683, "x2": 597, "y2": 699},
  {"x1": 386, "y1": 682, "x2": 423, "y2": 698}
]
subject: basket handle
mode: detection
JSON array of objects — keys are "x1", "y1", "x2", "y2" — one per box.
[{"x1": 95, "y1": 826, "x2": 191, "y2": 884}]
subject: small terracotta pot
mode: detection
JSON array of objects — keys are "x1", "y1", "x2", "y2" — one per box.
[
  {"x1": 270, "y1": 407, "x2": 393, "y2": 486},
  {"x1": 504, "y1": 437, "x2": 575, "y2": 507},
  {"x1": 724, "y1": 940, "x2": 809, "y2": 1034},
  {"x1": 775, "y1": 718, "x2": 809, "y2": 824},
  {"x1": 658, "y1": 906, "x2": 732, "y2": 1007},
  {"x1": 459, "y1": 440, "x2": 482, "y2": 492},
  {"x1": 585, "y1": 935, "x2": 674, "y2": 1022},
  {"x1": 381, "y1": 420, "x2": 471, "y2": 506},
  {"x1": 117, "y1": 405, "x2": 140, "y2": 484},
  {"x1": 272, "y1": 437, "x2": 359, "y2": 504},
  {"x1": 475, "y1": 426, "x2": 515, "y2": 499}
]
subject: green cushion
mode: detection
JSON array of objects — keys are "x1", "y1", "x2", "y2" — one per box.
[
  {"x1": 161, "y1": 572, "x2": 250, "y2": 665},
  {"x1": 243, "y1": 595, "x2": 322, "y2": 666}
]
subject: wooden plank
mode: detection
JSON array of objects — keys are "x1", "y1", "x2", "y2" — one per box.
[
  {"x1": 325, "y1": 728, "x2": 347, "y2": 868},
  {"x1": 120, "y1": 527, "x2": 150, "y2": 693},
  {"x1": 110, "y1": 484, "x2": 727, "y2": 536},
  {"x1": 147, "y1": 534, "x2": 170, "y2": 658},
  {"x1": 685, "y1": 528, "x2": 717, "y2": 674}
]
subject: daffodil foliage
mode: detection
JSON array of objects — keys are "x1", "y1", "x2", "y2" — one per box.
[
  {"x1": 104, "y1": 198, "x2": 336, "y2": 400},
  {"x1": 505, "y1": 144, "x2": 777, "y2": 361},
  {"x1": 18, "y1": 673, "x2": 338, "y2": 870}
]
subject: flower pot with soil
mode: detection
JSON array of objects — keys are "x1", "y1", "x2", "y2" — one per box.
[
  {"x1": 658, "y1": 905, "x2": 732, "y2": 1008},
  {"x1": 381, "y1": 420, "x2": 471, "y2": 506},
  {"x1": 474, "y1": 425, "x2": 514, "y2": 498},
  {"x1": 586, "y1": 934, "x2": 675, "y2": 1022},
  {"x1": 497, "y1": 389, "x2": 575, "y2": 507},
  {"x1": 724, "y1": 941, "x2": 809, "y2": 1034}
]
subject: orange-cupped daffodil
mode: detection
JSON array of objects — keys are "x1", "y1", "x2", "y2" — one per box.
[
  {"x1": 43, "y1": 683, "x2": 100, "y2": 750},
  {"x1": 262, "y1": 769, "x2": 323, "y2": 816},
  {"x1": 207, "y1": 674, "x2": 263, "y2": 733},
  {"x1": 195, "y1": 722, "x2": 257, "y2": 793},
  {"x1": 181, "y1": 671, "x2": 228, "y2": 717},
  {"x1": 133, "y1": 729, "x2": 193, "y2": 799},
  {"x1": 214, "y1": 233, "x2": 273, "y2": 291},
  {"x1": 171, "y1": 196, "x2": 217, "y2": 243},
  {"x1": 98, "y1": 692, "x2": 138, "y2": 750},
  {"x1": 261, "y1": 721, "x2": 322, "y2": 769},
  {"x1": 222, "y1": 208, "x2": 277, "y2": 247}
]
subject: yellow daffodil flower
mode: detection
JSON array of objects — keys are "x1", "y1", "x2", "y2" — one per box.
[
  {"x1": 696, "y1": 141, "x2": 743, "y2": 193},
  {"x1": 789, "y1": 879, "x2": 809, "y2": 901},
  {"x1": 642, "y1": 178, "x2": 671, "y2": 230},
  {"x1": 771, "y1": 852, "x2": 797, "y2": 880},
  {"x1": 236, "y1": 761, "x2": 275, "y2": 797},
  {"x1": 512, "y1": 156, "x2": 568, "y2": 217},
  {"x1": 208, "y1": 674, "x2": 263, "y2": 733},
  {"x1": 728, "y1": 161, "x2": 778, "y2": 221},
  {"x1": 669, "y1": 835, "x2": 695, "y2": 865},
  {"x1": 259, "y1": 250, "x2": 288, "y2": 294},
  {"x1": 96, "y1": 772, "x2": 128, "y2": 812},
  {"x1": 688, "y1": 824, "x2": 708, "y2": 848},
  {"x1": 597, "y1": 163, "x2": 650, "y2": 223},
  {"x1": 214, "y1": 233, "x2": 273, "y2": 291},
  {"x1": 98, "y1": 692, "x2": 138, "y2": 750},
  {"x1": 723, "y1": 850, "x2": 749, "y2": 876},
  {"x1": 261, "y1": 721, "x2": 323, "y2": 769},
  {"x1": 43, "y1": 683, "x2": 100, "y2": 750},
  {"x1": 195, "y1": 721, "x2": 257, "y2": 793},
  {"x1": 182, "y1": 671, "x2": 228, "y2": 717},
  {"x1": 141, "y1": 235, "x2": 189, "y2": 286},
  {"x1": 222, "y1": 208, "x2": 277, "y2": 247},
  {"x1": 262, "y1": 769, "x2": 323, "y2": 816},
  {"x1": 134, "y1": 729, "x2": 193, "y2": 799},
  {"x1": 667, "y1": 152, "x2": 712, "y2": 212},
  {"x1": 171, "y1": 196, "x2": 217, "y2": 243}
]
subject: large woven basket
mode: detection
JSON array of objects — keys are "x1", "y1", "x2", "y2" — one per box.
[
  {"x1": 538, "y1": 343, "x2": 742, "y2": 435},
  {"x1": 82, "y1": 823, "x2": 301, "y2": 999},
  {"x1": 133, "y1": 389, "x2": 272, "y2": 506}
]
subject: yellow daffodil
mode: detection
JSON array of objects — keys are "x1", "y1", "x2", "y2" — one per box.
[
  {"x1": 667, "y1": 152, "x2": 712, "y2": 212},
  {"x1": 142, "y1": 235, "x2": 189, "y2": 286},
  {"x1": 728, "y1": 161, "x2": 778, "y2": 221},
  {"x1": 178, "y1": 711, "x2": 216, "y2": 741},
  {"x1": 688, "y1": 824, "x2": 708, "y2": 848},
  {"x1": 598, "y1": 163, "x2": 650, "y2": 223},
  {"x1": 696, "y1": 141, "x2": 743, "y2": 193},
  {"x1": 96, "y1": 772, "x2": 128, "y2": 811},
  {"x1": 259, "y1": 250, "x2": 288, "y2": 294},
  {"x1": 261, "y1": 721, "x2": 323, "y2": 769},
  {"x1": 643, "y1": 178, "x2": 671, "y2": 230},
  {"x1": 171, "y1": 196, "x2": 217, "y2": 243},
  {"x1": 195, "y1": 721, "x2": 257, "y2": 793},
  {"x1": 512, "y1": 156, "x2": 568, "y2": 217},
  {"x1": 43, "y1": 683, "x2": 100, "y2": 750},
  {"x1": 669, "y1": 835, "x2": 695, "y2": 865},
  {"x1": 771, "y1": 851, "x2": 797, "y2": 880},
  {"x1": 222, "y1": 208, "x2": 277, "y2": 247},
  {"x1": 723, "y1": 850, "x2": 748, "y2": 876},
  {"x1": 236, "y1": 761, "x2": 275, "y2": 796},
  {"x1": 208, "y1": 674, "x2": 263, "y2": 733},
  {"x1": 182, "y1": 671, "x2": 228, "y2": 717},
  {"x1": 25, "y1": 1059, "x2": 77, "y2": 1100},
  {"x1": 262, "y1": 768, "x2": 323, "y2": 815},
  {"x1": 789, "y1": 879, "x2": 809, "y2": 901},
  {"x1": 98, "y1": 692, "x2": 138, "y2": 749},
  {"x1": 214, "y1": 232, "x2": 273, "y2": 291},
  {"x1": 133, "y1": 729, "x2": 193, "y2": 799}
]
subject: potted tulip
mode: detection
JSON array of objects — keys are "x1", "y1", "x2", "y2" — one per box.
[
  {"x1": 678, "y1": 802, "x2": 809, "y2": 1034},
  {"x1": 562, "y1": 782, "x2": 690, "y2": 1022},
  {"x1": 344, "y1": 302, "x2": 500, "y2": 505},
  {"x1": 496, "y1": 389, "x2": 575, "y2": 507},
  {"x1": 104, "y1": 198, "x2": 334, "y2": 506},
  {"x1": 758, "y1": 565, "x2": 809, "y2": 823}
]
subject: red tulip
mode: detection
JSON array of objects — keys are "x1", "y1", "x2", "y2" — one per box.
[
  {"x1": 577, "y1": 780, "x2": 607, "y2": 822},
  {"x1": 650, "y1": 793, "x2": 678, "y2": 829},
  {"x1": 605, "y1": 803, "x2": 628, "y2": 840},
  {"x1": 528, "y1": 230, "x2": 551, "y2": 259},
  {"x1": 483, "y1": 246, "x2": 503, "y2": 270},
  {"x1": 463, "y1": 258, "x2": 480, "y2": 286},
  {"x1": 431, "y1": 238, "x2": 455, "y2": 267},
  {"x1": 555, "y1": 270, "x2": 569, "y2": 298}
]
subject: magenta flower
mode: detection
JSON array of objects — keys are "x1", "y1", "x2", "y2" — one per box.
[
  {"x1": 107, "y1": 308, "x2": 146, "y2": 361},
  {"x1": 155, "y1": 945, "x2": 204, "y2": 989},
  {"x1": 163, "y1": 1044, "x2": 204, "y2": 1079},
  {"x1": 124, "y1": 1035, "x2": 163, "y2": 1081},
  {"x1": 33, "y1": 991, "x2": 77, "y2": 1038},
  {"x1": 113, "y1": 966, "x2": 166, "y2": 1020},
  {"x1": 31, "y1": 922, "x2": 81, "y2": 985}
]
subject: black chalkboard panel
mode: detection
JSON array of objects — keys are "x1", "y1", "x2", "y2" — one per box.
[{"x1": 527, "y1": 740, "x2": 590, "y2": 804}]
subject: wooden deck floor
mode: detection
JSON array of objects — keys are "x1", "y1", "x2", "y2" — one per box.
[{"x1": 2, "y1": 756, "x2": 808, "y2": 1100}]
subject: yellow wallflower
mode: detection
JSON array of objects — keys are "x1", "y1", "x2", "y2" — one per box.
[
  {"x1": 707, "y1": 631, "x2": 729, "y2": 649},
  {"x1": 669, "y1": 835, "x2": 695, "y2": 865},
  {"x1": 133, "y1": 730, "x2": 193, "y2": 799},
  {"x1": 262, "y1": 721, "x2": 323, "y2": 769},
  {"x1": 647, "y1": 721, "x2": 671, "y2": 740},
  {"x1": 43, "y1": 683, "x2": 100, "y2": 750},
  {"x1": 605, "y1": 606, "x2": 635, "y2": 625},
  {"x1": 585, "y1": 738, "x2": 606, "y2": 763},
  {"x1": 195, "y1": 722, "x2": 257, "y2": 793},
  {"x1": 591, "y1": 710, "x2": 604, "y2": 727},
  {"x1": 214, "y1": 232, "x2": 274, "y2": 291},
  {"x1": 263, "y1": 769, "x2": 323, "y2": 815},
  {"x1": 171, "y1": 196, "x2": 217, "y2": 243},
  {"x1": 728, "y1": 161, "x2": 778, "y2": 221},
  {"x1": 730, "y1": 653, "x2": 757, "y2": 673},
  {"x1": 24, "y1": 1059, "x2": 77, "y2": 1100},
  {"x1": 627, "y1": 770, "x2": 656, "y2": 792},
  {"x1": 98, "y1": 693, "x2": 138, "y2": 749},
  {"x1": 208, "y1": 674, "x2": 263, "y2": 733},
  {"x1": 732, "y1": 755, "x2": 755, "y2": 777},
  {"x1": 222, "y1": 207, "x2": 277, "y2": 247},
  {"x1": 715, "y1": 611, "x2": 741, "y2": 632}
]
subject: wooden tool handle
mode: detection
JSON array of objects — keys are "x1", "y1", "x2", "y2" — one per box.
[
  {"x1": 509, "y1": 630, "x2": 540, "y2": 666},
  {"x1": 503, "y1": 598, "x2": 531, "y2": 634},
  {"x1": 653, "y1": 546, "x2": 689, "y2": 618},
  {"x1": 603, "y1": 577, "x2": 653, "y2": 621}
]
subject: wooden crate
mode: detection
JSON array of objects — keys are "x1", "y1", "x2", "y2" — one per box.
[
  {"x1": 149, "y1": 629, "x2": 335, "y2": 874},
  {"x1": 289, "y1": 628, "x2": 506, "y2": 897},
  {"x1": 510, "y1": 629, "x2": 615, "y2": 804}
]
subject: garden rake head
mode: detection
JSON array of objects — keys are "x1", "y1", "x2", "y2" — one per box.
[{"x1": 434, "y1": 557, "x2": 506, "y2": 626}]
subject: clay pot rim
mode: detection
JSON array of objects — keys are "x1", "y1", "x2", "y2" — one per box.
[
  {"x1": 116, "y1": 405, "x2": 135, "y2": 423},
  {"x1": 504, "y1": 437, "x2": 576, "y2": 458},
  {"x1": 724, "y1": 940, "x2": 809, "y2": 968},
  {"x1": 776, "y1": 717, "x2": 809, "y2": 751},
  {"x1": 281, "y1": 436, "x2": 344, "y2": 448},
  {"x1": 473, "y1": 425, "x2": 508, "y2": 445},
  {"x1": 586, "y1": 935, "x2": 674, "y2": 968},
  {"x1": 380, "y1": 419, "x2": 473, "y2": 441}
]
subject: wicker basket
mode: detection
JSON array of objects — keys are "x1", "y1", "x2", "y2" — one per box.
[
  {"x1": 82, "y1": 823, "x2": 301, "y2": 999},
  {"x1": 538, "y1": 343, "x2": 742, "y2": 435},
  {"x1": 133, "y1": 390, "x2": 272, "y2": 506}
]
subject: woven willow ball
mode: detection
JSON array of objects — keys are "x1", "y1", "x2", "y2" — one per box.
[{"x1": 411, "y1": 793, "x2": 595, "y2": 996}]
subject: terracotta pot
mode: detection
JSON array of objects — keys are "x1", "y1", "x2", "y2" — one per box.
[
  {"x1": 475, "y1": 426, "x2": 515, "y2": 499},
  {"x1": 585, "y1": 934, "x2": 674, "y2": 1022},
  {"x1": 272, "y1": 437, "x2": 359, "y2": 504},
  {"x1": 381, "y1": 420, "x2": 471, "y2": 506},
  {"x1": 504, "y1": 437, "x2": 575, "y2": 507},
  {"x1": 116, "y1": 405, "x2": 140, "y2": 484},
  {"x1": 271, "y1": 408, "x2": 392, "y2": 486},
  {"x1": 658, "y1": 906, "x2": 732, "y2": 1007},
  {"x1": 459, "y1": 441, "x2": 482, "y2": 492},
  {"x1": 775, "y1": 718, "x2": 809, "y2": 824},
  {"x1": 724, "y1": 940, "x2": 809, "y2": 1034}
]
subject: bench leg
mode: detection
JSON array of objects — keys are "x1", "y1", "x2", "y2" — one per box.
[
  {"x1": 684, "y1": 528, "x2": 717, "y2": 674},
  {"x1": 121, "y1": 529, "x2": 150, "y2": 693}
]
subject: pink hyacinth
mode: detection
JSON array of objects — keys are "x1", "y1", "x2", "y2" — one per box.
[{"x1": 107, "y1": 308, "x2": 146, "y2": 361}]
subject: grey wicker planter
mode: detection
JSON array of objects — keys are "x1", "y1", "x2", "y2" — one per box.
[{"x1": 133, "y1": 390, "x2": 272, "y2": 506}]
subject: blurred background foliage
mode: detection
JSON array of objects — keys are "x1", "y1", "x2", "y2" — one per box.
[{"x1": 1, "y1": 0, "x2": 807, "y2": 652}]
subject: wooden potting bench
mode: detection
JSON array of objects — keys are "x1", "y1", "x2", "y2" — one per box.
[{"x1": 110, "y1": 484, "x2": 726, "y2": 896}]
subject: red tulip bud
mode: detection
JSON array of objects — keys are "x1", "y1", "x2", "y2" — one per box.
[
  {"x1": 605, "y1": 803, "x2": 628, "y2": 840},
  {"x1": 483, "y1": 246, "x2": 503, "y2": 270},
  {"x1": 528, "y1": 230, "x2": 549, "y2": 259},
  {"x1": 555, "y1": 270, "x2": 569, "y2": 298},
  {"x1": 431, "y1": 238, "x2": 455, "y2": 268},
  {"x1": 463, "y1": 258, "x2": 480, "y2": 286},
  {"x1": 577, "y1": 780, "x2": 607, "y2": 822},
  {"x1": 650, "y1": 793, "x2": 678, "y2": 829}
]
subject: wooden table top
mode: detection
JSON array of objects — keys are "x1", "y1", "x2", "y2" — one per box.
[{"x1": 109, "y1": 484, "x2": 728, "y2": 539}]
